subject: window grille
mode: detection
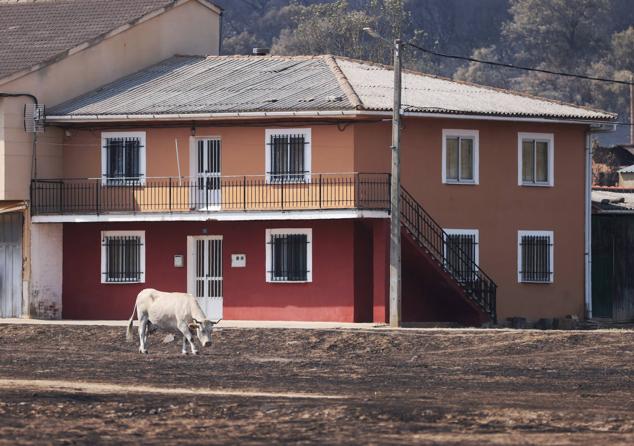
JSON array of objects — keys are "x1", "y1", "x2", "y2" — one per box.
[
  {"x1": 104, "y1": 137, "x2": 143, "y2": 183},
  {"x1": 102, "y1": 234, "x2": 144, "y2": 283},
  {"x1": 268, "y1": 233, "x2": 309, "y2": 281},
  {"x1": 519, "y1": 233, "x2": 553, "y2": 283},
  {"x1": 446, "y1": 232, "x2": 478, "y2": 282},
  {"x1": 268, "y1": 134, "x2": 307, "y2": 182}
]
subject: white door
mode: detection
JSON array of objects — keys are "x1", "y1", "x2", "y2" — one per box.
[
  {"x1": 187, "y1": 236, "x2": 223, "y2": 320},
  {"x1": 195, "y1": 139, "x2": 221, "y2": 209}
]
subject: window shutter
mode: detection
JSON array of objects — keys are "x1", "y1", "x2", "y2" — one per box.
[
  {"x1": 106, "y1": 138, "x2": 125, "y2": 179},
  {"x1": 289, "y1": 135, "x2": 305, "y2": 180},
  {"x1": 125, "y1": 138, "x2": 140, "y2": 179},
  {"x1": 287, "y1": 234, "x2": 307, "y2": 281}
]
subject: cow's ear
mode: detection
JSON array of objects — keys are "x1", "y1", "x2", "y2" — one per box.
[{"x1": 188, "y1": 322, "x2": 200, "y2": 331}]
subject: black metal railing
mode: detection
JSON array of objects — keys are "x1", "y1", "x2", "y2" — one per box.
[
  {"x1": 30, "y1": 173, "x2": 390, "y2": 215},
  {"x1": 400, "y1": 187, "x2": 497, "y2": 322}
]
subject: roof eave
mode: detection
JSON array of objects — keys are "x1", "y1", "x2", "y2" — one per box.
[{"x1": 45, "y1": 109, "x2": 617, "y2": 126}]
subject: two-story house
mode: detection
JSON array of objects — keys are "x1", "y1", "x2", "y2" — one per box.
[
  {"x1": 29, "y1": 55, "x2": 616, "y2": 324},
  {"x1": 0, "y1": 0, "x2": 222, "y2": 318}
]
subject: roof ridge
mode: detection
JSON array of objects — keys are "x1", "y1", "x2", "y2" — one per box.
[
  {"x1": 333, "y1": 55, "x2": 617, "y2": 119},
  {"x1": 322, "y1": 55, "x2": 364, "y2": 110}
]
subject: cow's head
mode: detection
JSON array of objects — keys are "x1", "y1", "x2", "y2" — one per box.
[{"x1": 189, "y1": 319, "x2": 220, "y2": 347}]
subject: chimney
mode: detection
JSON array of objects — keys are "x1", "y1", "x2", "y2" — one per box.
[{"x1": 252, "y1": 48, "x2": 270, "y2": 56}]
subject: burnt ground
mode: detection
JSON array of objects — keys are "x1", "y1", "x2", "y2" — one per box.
[{"x1": 0, "y1": 325, "x2": 633, "y2": 445}]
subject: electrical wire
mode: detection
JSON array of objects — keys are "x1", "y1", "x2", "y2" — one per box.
[{"x1": 405, "y1": 41, "x2": 634, "y2": 86}]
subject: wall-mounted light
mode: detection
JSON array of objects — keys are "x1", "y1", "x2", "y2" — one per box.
[{"x1": 191, "y1": 126, "x2": 196, "y2": 136}]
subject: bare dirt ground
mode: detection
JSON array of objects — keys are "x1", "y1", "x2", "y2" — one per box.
[{"x1": 0, "y1": 324, "x2": 633, "y2": 445}]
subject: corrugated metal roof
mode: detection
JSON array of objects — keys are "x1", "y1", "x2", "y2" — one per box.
[
  {"x1": 48, "y1": 55, "x2": 617, "y2": 122},
  {"x1": 49, "y1": 56, "x2": 352, "y2": 116},
  {"x1": 592, "y1": 190, "x2": 634, "y2": 211},
  {"x1": 336, "y1": 58, "x2": 615, "y2": 121},
  {"x1": 618, "y1": 165, "x2": 634, "y2": 173}
]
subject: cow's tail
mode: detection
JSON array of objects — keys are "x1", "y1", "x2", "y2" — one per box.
[{"x1": 126, "y1": 303, "x2": 137, "y2": 342}]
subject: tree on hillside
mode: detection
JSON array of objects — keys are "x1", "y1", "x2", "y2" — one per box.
[{"x1": 270, "y1": 0, "x2": 415, "y2": 64}]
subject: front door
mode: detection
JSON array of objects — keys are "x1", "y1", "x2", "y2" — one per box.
[
  {"x1": 187, "y1": 236, "x2": 223, "y2": 320},
  {"x1": 195, "y1": 139, "x2": 221, "y2": 209},
  {"x1": 0, "y1": 213, "x2": 23, "y2": 318}
]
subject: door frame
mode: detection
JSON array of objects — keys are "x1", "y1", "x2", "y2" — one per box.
[
  {"x1": 189, "y1": 136, "x2": 222, "y2": 210},
  {"x1": 186, "y1": 235, "x2": 224, "y2": 298}
]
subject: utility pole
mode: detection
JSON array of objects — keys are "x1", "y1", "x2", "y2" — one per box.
[
  {"x1": 389, "y1": 39, "x2": 403, "y2": 328},
  {"x1": 362, "y1": 28, "x2": 403, "y2": 327},
  {"x1": 630, "y1": 73, "x2": 633, "y2": 145}
]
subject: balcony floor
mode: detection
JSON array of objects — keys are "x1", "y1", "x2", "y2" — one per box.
[{"x1": 31, "y1": 208, "x2": 389, "y2": 223}]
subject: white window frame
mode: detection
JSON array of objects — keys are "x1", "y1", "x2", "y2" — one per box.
[
  {"x1": 264, "y1": 128, "x2": 311, "y2": 183},
  {"x1": 443, "y1": 229, "x2": 480, "y2": 265},
  {"x1": 517, "y1": 132, "x2": 554, "y2": 187},
  {"x1": 517, "y1": 230, "x2": 554, "y2": 283},
  {"x1": 101, "y1": 131, "x2": 147, "y2": 186},
  {"x1": 100, "y1": 230, "x2": 146, "y2": 284},
  {"x1": 265, "y1": 228, "x2": 312, "y2": 283},
  {"x1": 441, "y1": 129, "x2": 479, "y2": 185}
]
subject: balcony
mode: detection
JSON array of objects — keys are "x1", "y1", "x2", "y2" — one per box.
[{"x1": 31, "y1": 173, "x2": 390, "y2": 216}]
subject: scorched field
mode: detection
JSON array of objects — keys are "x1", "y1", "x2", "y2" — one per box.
[{"x1": 0, "y1": 324, "x2": 633, "y2": 445}]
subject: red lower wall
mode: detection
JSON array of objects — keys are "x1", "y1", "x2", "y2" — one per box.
[{"x1": 62, "y1": 219, "x2": 389, "y2": 322}]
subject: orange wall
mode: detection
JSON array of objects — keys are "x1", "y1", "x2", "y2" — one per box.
[
  {"x1": 355, "y1": 117, "x2": 587, "y2": 321},
  {"x1": 63, "y1": 124, "x2": 356, "y2": 178},
  {"x1": 61, "y1": 117, "x2": 587, "y2": 321}
]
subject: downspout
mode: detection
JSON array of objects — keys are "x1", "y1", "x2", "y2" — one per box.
[{"x1": 584, "y1": 130, "x2": 593, "y2": 319}]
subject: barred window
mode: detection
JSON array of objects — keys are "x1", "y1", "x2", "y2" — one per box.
[
  {"x1": 444, "y1": 230, "x2": 479, "y2": 282},
  {"x1": 265, "y1": 129, "x2": 311, "y2": 183},
  {"x1": 518, "y1": 231, "x2": 553, "y2": 283},
  {"x1": 266, "y1": 229, "x2": 312, "y2": 282},
  {"x1": 442, "y1": 130, "x2": 479, "y2": 184},
  {"x1": 518, "y1": 133, "x2": 553, "y2": 186},
  {"x1": 101, "y1": 231, "x2": 145, "y2": 283},
  {"x1": 101, "y1": 132, "x2": 146, "y2": 184}
]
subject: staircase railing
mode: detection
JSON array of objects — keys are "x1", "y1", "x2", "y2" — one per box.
[{"x1": 400, "y1": 187, "x2": 497, "y2": 322}]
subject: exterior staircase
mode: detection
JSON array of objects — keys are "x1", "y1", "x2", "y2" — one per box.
[{"x1": 400, "y1": 187, "x2": 497, "y2": 323}]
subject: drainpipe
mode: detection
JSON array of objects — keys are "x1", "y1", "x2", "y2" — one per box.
[{"x1": 584, "y1": 131, "x2": 593, "y2": 319}]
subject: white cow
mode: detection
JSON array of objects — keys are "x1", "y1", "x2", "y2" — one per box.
[{"x1": 126, "y1": 288, "x2": 220, "y2": 354}]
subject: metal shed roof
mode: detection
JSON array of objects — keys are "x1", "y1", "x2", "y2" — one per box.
[{"x1": 47, "y1": 55, "x2": 617, "y2": 123}]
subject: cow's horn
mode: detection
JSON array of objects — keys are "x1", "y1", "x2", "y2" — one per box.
[{"x1": 212, "y1": 319, "x2": 222, "y2": 324}]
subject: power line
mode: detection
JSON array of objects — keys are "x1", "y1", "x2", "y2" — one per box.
[{"x1": 405, "y1": 41, "x2": 633, "y2": 87}]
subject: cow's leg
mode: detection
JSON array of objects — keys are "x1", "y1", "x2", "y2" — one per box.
[
  {"x1": 138, "y1": 316, "x2": 149, "y2": 354},
  {"x1": 181, "y1": 335, "x2": 188, "y2": 355},
  {"x1": 178, "y1": 323, "x2": 198, "y2": 355}
]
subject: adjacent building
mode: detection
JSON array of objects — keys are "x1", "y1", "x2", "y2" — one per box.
[{"x1": 0, "y1": 0, "x2": 222, "y2": 318}]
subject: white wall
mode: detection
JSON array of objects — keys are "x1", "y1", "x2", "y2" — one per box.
[{"x1": 30, "y1": 223, "x2": 63, "y2": 319}]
